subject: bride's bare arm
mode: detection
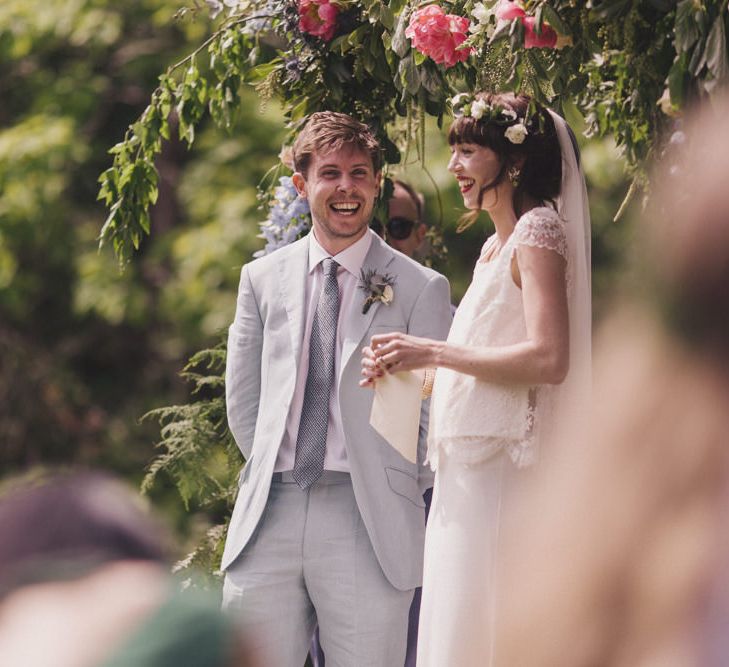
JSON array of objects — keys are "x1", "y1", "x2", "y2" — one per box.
[{"x1": 371, "y1": 245, "x2": 569, "y2": 386}]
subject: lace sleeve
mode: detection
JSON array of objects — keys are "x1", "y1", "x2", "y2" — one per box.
[{"x1": 513, "y1": 208, "x2": 567, "y2": 261}]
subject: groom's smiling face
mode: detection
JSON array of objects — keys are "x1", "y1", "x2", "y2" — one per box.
[{"x1": 293, "y1": 144, "x2": 380, "y2": 253}]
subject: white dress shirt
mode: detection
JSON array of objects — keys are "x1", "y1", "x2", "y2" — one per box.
[{"x1": 274, "y1": 228, "x2": 373, "y2": 473}]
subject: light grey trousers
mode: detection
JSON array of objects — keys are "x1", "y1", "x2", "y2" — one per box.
[{"x1": 223, "y1": 471, "x2": 414, "y2": 667}]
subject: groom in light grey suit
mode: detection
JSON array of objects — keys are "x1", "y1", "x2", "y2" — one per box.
[{"x1": 221, "y1": 111, "x2": 451, "y2": 667}]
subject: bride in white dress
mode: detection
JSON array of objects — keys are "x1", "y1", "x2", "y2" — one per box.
[{"x1": 361, "y1": 91, "x2": 591, "y2": 665}]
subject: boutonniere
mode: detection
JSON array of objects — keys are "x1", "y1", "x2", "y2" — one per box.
[{"x1": 359, "y1": 267, "x2": 396, "y2": 314}]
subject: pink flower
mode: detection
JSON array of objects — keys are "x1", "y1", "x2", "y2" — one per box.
[
  {"x1": 298, "y1": 0, "x2": 339, "y2": 42},
  {"x1": 523, "y1": 16, "x2": 557, "y2": 49},
  {"x1": 405, "y1": 5, "x2": 473, "y2": 68},
  {"x1": 494, "y1": 1, "x2": 559, "y2": 49},
  {"x1": 494, "y1": 0, "x2": 525, "y2": 21}
]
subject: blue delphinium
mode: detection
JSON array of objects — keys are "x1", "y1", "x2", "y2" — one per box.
[{"x1": 255, "y1": 176, "x2": 311, "y2": 257}]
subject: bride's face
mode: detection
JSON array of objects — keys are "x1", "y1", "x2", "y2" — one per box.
[{"x1": 448, "y1": 143, "x2": 503, "y2": 210}]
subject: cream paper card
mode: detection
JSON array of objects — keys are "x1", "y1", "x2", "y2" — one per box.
[{"x1": 369, "y1": 370, "x2": 424, "y2": 463}]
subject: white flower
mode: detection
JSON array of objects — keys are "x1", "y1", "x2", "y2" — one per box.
[
  {"x1": 472, "y1": 2, "x2": 493, "y2": 24},
  {"x1": 470, "y1": 98, "x2": 489, "y2": 120},
  {"x1": 504, "y1": 123, "x2": 528, "y2": 144},
  {"x1": 381, "y1": 285, "x2": 394, "y2": 305},
  {"x1": 501, "y1": 108, "x2": 517, "y2": 121},
  {"x1": 471, "y1": 3, "x2": 496, "y2": 36},
  {"x1": 451, "y1": 93, "x2": 470, "y2": 107}
]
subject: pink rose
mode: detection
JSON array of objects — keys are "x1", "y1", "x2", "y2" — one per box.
[
  {"x1": 298, "y1": 0, "x2": 339, "y2": 42},
  {"x1": 405, "y1": 5, "x2": 473, "y2": 68},
  {"x1": 494, "y1": 0, "x2": 525, "y2": 21},
  {"x1": 523, "y1": 16, "x2": 557, "y2": 49}
]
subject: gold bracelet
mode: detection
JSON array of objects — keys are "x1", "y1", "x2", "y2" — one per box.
[{"x1": 421, "y1": 368, "x2": 436, "y2": 400}]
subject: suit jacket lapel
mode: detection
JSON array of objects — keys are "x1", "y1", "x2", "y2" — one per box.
[
  {"x1": 277, "y1": 237, "x2": 310, "y2": 368},
  {"x1": 340, "y1": 235, "x2": 395, "y2": 379}
]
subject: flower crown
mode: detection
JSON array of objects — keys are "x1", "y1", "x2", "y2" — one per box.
[{"x1": 450, "y1": 93, "x2": 534, "y2": 145}]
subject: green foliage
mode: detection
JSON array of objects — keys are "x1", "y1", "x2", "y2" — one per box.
[
  {"x1": 0, "y1": 0, "x2": 276, "y2": 492},
  {"x1": 142, "y1": 342, "x2": 239, "y2": 512},
  {"x1": 100, "y1": 1, "x2": 729, "y2": 264},
  {"x1": 142, "y1": 340, "x2": 240, "y2": 580}
]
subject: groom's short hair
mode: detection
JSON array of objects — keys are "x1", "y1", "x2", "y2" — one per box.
[{"x1": 293, "y1": 111, "x2": 382, "y2": 177}]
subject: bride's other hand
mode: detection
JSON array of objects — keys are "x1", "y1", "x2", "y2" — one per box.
[
  {"x1": 370, "y1": 332, "x2": 442, "y2": 373},
  {"x1": 359, "y1": 345, "x2": 384, "y2": 388}
]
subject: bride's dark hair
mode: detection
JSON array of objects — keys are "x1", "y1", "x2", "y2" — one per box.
[{"x1": 449, "y1": 92, "x2": 561, "y2": 231}]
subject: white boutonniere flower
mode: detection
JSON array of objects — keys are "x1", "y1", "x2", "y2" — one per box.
[
  {"x1": 505, "y1": 122, "x2": 528, "y2": 144},
  {"x1": 359, "y1": 268, "x2": 396, "y2": 314}
]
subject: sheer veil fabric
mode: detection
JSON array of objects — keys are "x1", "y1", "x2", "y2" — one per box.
[{"x1": 547, "y1": 109, "x2": 592, "y2": 434}]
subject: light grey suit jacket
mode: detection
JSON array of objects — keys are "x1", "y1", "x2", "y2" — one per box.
[{"x1": 221, "y1": 231, "x2": 451, "y2": 590}]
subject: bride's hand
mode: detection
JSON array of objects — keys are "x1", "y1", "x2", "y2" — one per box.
[
  {"x1": 359, "y1": 345, "x2": 384, "y2": 388},
  {"x1": 370, "y1": 332, "x2": 441, "y2": 373}
]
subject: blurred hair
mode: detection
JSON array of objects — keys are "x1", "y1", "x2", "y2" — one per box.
[
  {"x1": 0, "y1": 470, "x2": 171, "y2": 597},
  {"x1": 392, "y1": 179, "x2": 425, "y2": 224},
  {"x1": 449, "y1": 92, "x2": 561, "y2": 231},
  {"x1": 293, "y1": 111, "x2": 382, "y2": 177},
  {"x1": 645, "y1": 97, "x2": 729, "y2": 367}
]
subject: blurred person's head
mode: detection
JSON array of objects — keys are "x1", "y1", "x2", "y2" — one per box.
[
  {"x1": 0, "y1": 469, "x2": 170, "y2": 597},
  {"x1": 644, "y1": 98, "x2": 729, "y2": 368},
  {"x1": 369, "y1": 180, "x2": 428, "y2": 259},
  {"x1": 0, "y1": 470, "x2": 255, "y2": 667},
  {"x1": 385, "y1": 180, "x2": 428, "y2": 258}
]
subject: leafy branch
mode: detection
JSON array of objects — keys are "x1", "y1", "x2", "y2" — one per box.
[
  {"x1": 142, "y1": 341, "x2": 241, "y2": 511},
  {"x1": 97, "y1": 12, "x2": 272, "y2": 265}
]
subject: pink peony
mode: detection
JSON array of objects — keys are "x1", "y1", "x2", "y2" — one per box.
[
  {"x1": 494, "y1": 0, "x2": 526, "y2": 21},
  {"x1": 405, "y1": 5, "x2": 473, "y2": 68},
  {"x1": 523, "y1": 15, "x2": 557, "y2": 48},
  {"x1": 298, "y1": 0, "x2": 339, "y2": 42}
]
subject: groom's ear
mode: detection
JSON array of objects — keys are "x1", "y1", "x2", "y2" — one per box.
[{"x1": 292, "y1": 172, "x2": 307, "y2": 198}]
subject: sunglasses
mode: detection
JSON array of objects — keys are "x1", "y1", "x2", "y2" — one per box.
[{"x1": 385, "y1": 217, "x2": 417, "y2": 240}]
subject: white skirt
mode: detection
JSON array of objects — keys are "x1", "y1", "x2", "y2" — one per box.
[{"x1": 416, "y1": 449, "x2": 512, "y2": 667}]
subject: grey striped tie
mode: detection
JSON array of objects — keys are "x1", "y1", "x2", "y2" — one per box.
[{"x1": 292, "y1": 258, "x2": 340, "y2": 489}]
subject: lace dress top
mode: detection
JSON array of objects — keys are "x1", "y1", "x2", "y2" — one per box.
[{"x1": 427, "y1": 207, "x2": 568, "y2": 470}]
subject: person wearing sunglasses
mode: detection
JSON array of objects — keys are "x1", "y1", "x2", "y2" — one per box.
[{"x1": 371, "y1": 180, "x2": 428, "y2": 260}]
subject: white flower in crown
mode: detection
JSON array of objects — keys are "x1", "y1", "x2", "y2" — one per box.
[
  {"x1": 504, "y1": 122, "x2": 528, "y2": 144},
  {"x1": 470, "y1": 98, "x2": 489, "y2": 120},
  {"x1": 502, "y1": 108, "x2": 517, "y2": 121},
  {"x1": 451, "y1": 93, "x2": 470, "y2": 108}
]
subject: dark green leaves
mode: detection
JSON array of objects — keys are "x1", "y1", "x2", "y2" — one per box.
[{"x1": 706, "y1": 13, "x2": 728, "y2": 85}]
